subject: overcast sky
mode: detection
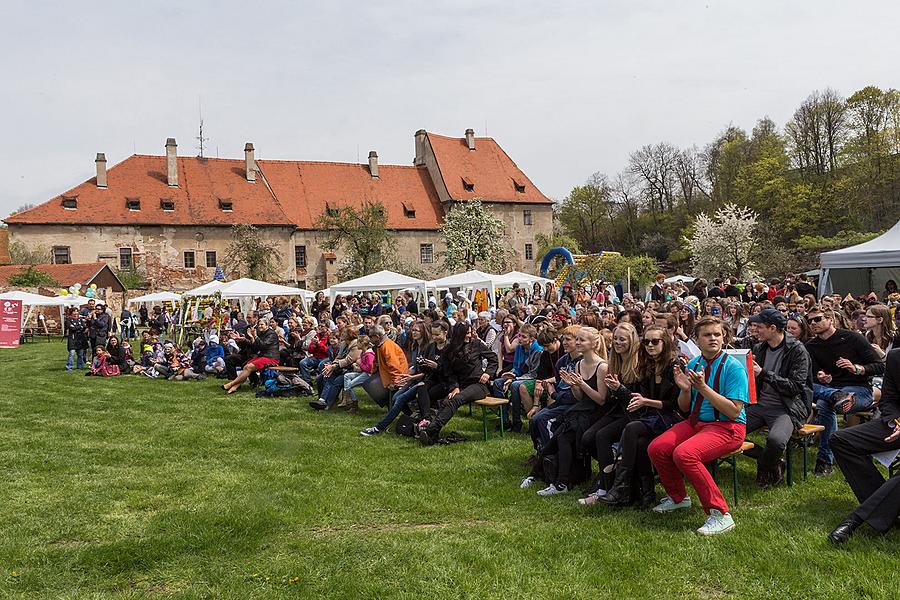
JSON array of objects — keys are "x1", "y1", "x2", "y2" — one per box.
[{"x1": 1, "y1": 1, "x2": 897, "y2": 218}]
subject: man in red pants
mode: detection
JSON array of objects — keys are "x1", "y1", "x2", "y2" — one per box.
[{"x1": 648, "y1": 316, "x2": 750, "y2": 536}]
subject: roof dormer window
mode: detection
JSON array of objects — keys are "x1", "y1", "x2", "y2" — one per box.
[
  {"x1": 513, "y1": 178, "x2": 526, "y2": 193},
  {"x1": 61, "y1": 196, "x2": 77, "y2": 209},
  {"x1": 160, "y1": 198, "x2": 175, "y2": 211},
  {"x1": 403, "y1": 203, "x2": 416, "y2": 219},
  {"x1": 218, "y1": 198, "x2": 233, "y2": 212},
  {"x1": 125, "y1": 197, "x2": 141, "y2": 211},
  {"x1": 462, "y1": 176, "x2": 475, "y2": 192}
]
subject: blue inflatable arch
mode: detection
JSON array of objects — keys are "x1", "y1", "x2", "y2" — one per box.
[{"x1": 539, "y1": 247, "x2": 575, "y2": 278}]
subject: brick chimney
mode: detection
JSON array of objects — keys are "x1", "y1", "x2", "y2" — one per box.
[
  {"x1": 368, "y1": 151, "x2": 379, "y2": 179},
  {"x1": 165, "y1": 138, "x2": 178, "y2": 187},
  {"x1": 414, "y1": 129, "x2": 427, "y2": 166},
  {"x1": 95, "y1": 153, "x2": 107, "y2": 188},
  {"x1": 244, "y1": 142, "x2": 256, "y2": 183},
  {"x1": 465, "y1": 128, "x2": 475, "y2": 151}
]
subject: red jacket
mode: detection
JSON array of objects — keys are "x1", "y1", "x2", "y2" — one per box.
[{"x1": 307, "y1": 335, "x2": 330, "y2": 359}]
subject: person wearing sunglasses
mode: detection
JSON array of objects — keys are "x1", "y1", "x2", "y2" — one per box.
[
  {"x1": 805, "y1": 306, "x2": 884, "y2": 477},
  {"x1": 744, "y1": 308, "x2": 813, "y2": 489}
]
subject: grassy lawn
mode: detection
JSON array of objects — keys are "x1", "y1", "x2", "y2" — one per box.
[{"x1": 1, "y1": 341, "x2": 898, "y2": 599}]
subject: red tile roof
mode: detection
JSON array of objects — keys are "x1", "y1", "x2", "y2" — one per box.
[
  {"x1": 258, "y1": 161, "x2": 443, "y2": 230},
  {"x1": 4, "y1": 156, "x2": 294, "y2": 227},
  {"x1": 0, "y1": 262, "x2": 119, "y2": 289},
  {"x1": 426, "y1": 132, "x2": 552, "y2": 204}
]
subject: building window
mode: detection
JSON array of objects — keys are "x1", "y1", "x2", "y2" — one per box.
[
  {"x1": 119, "y1": 247, "x2": 133, "y2": 269},
  {"x1": 295, "y1": 245, "x2": 307, "y2": 268},
  {"x1": 125, "y1": 197, "x2": 141, "y2": 211},
  {"x1": 403, "y1": 203, "x2": 416, "y2": 219},
  {"x1": 420, "y1": 243, "x2": 434, "y2": 264},
  {"x1": 523, "y1": 209, "x2": 533, "y2": 225},
  {"x1": 513, "y1": 178, "x2": 526, "y2": 193},
  {"x1": 218, "y1": 198, "x2": 233, "y2": 212},
  {"x1": 160, "y1": 198, "x2": 175, "y2": 211},
  {"x1": 183, "y1": 251, "x2": 195, "y2": 268},
  {"x1": 61, "y1": 196, "x2": 77, "y2": 209},
  {"x1": 52, "y1": 246, "x2": 71, "y2": 264},
  {"x1": 524, "y1": 243, "x2": 533, "y2": 261},
  {"x1": 206, "y1": 251, "x2": 217, "y2": 268},
  {"x1": 462, "y1": 176, "x2": 475, "y2": 192}
]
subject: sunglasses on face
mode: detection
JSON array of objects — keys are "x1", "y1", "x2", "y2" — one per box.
[
  {"x1": 643, "y1": 338, "x2": 663, "y2": 346},
  {"x1": 808, "y1": 315, "x2": 827, "y2": 324}
]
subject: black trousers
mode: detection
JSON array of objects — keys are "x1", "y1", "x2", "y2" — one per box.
[
  {"x1": 429, "y1": 382, "x2": 490, "y2": 433},
  {"x1": 618, "y1": 420, "x2": 656, "y2": 479},
  {"x1": 832, "y1": 418, "x2": 900, "y2": 532},
  {"x1": 744, "y1": 402, "x2": 795, "y2": 469},
  {"x1": 418, "y1": 380, "x2": 451, "y2": 419},
  {"x1": 581, "y1": 414, "x2": 629, "y2": 472}
]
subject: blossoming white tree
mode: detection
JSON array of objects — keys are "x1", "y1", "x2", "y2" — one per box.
[{"x1": 686, "y1": 203, "x2": 759, "y2": 280}]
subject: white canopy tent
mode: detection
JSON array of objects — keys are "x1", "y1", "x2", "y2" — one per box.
[
  {"x1": 0, "y1": 291, "x2": 67, "y2": 331},
  {"x1": 218, "y1": 278, "x2": 315, "y2": 301},
  {"x1": 328, "y1": 270, "x2": 427, "y2": 302},
  {"x1": 493, "y1": 271, "x2": 553, "y2": 288},
  {"x1": 427, "y1": 270, "x2": 499, "y2": 307},
  {"x1": 664, "y1": 275, "x2": 696, "y2": 285},
  {"x1": 181, "y1": 280, "x2": 231, "y2": 297},
  {"x1": 819, "y1": 221, "x2": 900, "y2": 297},
  {"x1": 128, "y1": 291, "x2": 183, "y2": 305}
]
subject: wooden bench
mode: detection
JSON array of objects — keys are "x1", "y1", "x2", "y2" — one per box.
[
  {"x1": 269, "y1": 365, "x2": 299, "y2": 372},
  {"x1": 709, "y1": 441, "x2": 755, "y2": 508},
  {"x1": 785, "y1": 424, "x2": 825, "y2": 485},
  {"x1": 474, "y1": 397, "x2": 509, "y2": 441}
]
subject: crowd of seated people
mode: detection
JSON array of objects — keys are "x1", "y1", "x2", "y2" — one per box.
[{"x1": 66, "y1": 276, "x2": 900, "y2": 540}]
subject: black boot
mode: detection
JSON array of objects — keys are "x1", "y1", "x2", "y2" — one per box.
[
  {"x1": 599, "y1": 466, "x2": 633, "y2": 506},
  {"x1": 637, "y1": 475, "x2": 656, "y2": 510}
]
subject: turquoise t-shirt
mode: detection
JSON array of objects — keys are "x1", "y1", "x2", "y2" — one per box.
[{"x1": 687, "y1": 352, "x2": 749, "y2": 424}]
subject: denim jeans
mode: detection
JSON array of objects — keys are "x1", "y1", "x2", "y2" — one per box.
[
  {"x1": 344, "y1": 371, "x2": 374, "y2": 401},
  {"x1": 66, "y1": 349, "x2": 87, "y2": 370},
  {"x1": 813, "y1": 383, "x2": 874, "y2": 464},
  {"x1": 529, "y1": 403, "x2": 571, "y2": 450},
  {"x1": 320, "y1": 373, "x2": 345, "y2": 407},
  {"x1": 299, "y1": 356, "x2": 327, "y2": 383},
  {"x1": 375, "y1": 382, "x2": 419, "y2": 431},
  {"x1": 492, "y1": 378, "x2": 525, "y2": 429}
]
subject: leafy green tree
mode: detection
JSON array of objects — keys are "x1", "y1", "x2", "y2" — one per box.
[
  {"x1": 9, "y1": 241, "x2": 50, "y2": 265},
  {"x1": 558, "y1": 175, "x2": 616, "y2": 252},
  {"x1": 223, "y1": 224, "x2": 284, "y2": 281},
  {"x1": 115, "y1": 267, "x2": 147, "y2": 290},
  {"x1": 7, "y1": 266, "x2": 59, "y2": 287},
  {"x1": 316, "y1": 202, "x2": 393, "y2": 280},
  {"x1": 439, "y1": 199, "x2": 510, "y2": 272}
]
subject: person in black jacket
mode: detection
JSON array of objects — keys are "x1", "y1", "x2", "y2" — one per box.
[
  {"x1": 599, "y1": 325, "x2": 683, "y2": 508},
  {"x1": 805, "y1": 305, "x2": 884, "y2": 476},
  {"x1": 223, "y1": 318, "x2": 280, "y2": 394},
  {"x1": 745, "y1": 308, "x2": 813, "y2": 488},
  {"x1": 828, "y1": 349, "x2": 900, "y2": 543},
  {"x1": 417, "y1": 322, "x2": 498, "y2": 446},
  {"x1": 88, "y1": 303, "x2": 111, "y2": 349},
  {"x1": 65, "y1": 307, "x2": 89, "y2": 370}
]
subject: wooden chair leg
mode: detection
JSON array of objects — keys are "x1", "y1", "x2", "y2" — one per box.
[
  {"x1": 499, "y1": 405, "x2": 505, "y2": 439},
  {"x1": 786, "y1": 442, "x2": 794, "y2": 487},
  {"x1": 481, "y1": 404, "x2": 489, "y2": 441}
]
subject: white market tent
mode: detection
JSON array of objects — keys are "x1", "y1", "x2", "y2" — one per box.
[
  {"x1": 218, "y1": 278, "x2": 315, "y2": 300},
  {"x1": 819, "y1": 221, "x2": 900, "y2": 297},
  {"x1": 128, "y1": 291, "x2": 183, "y2": 305},
  {"x1": 427, "y1": 270, "x2": 499, "y2": 307},
  {"x1": 0, "y1": 291, "x2": 66, "y2": 330},
  {"x1": 181, "y1": 280, "x2": 231, "y2": 297},
  {"x1": 664, "y1": 275, "x2": 696, "y2": 285},
  {"x1": 328, "y1": 270, "x2": 427, "y2": 301},
  {"x1": 494, "y1": 271, "x2": 553, "y2": 288}
]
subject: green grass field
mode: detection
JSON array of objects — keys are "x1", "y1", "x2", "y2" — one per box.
[{"x1": 1, "y1": 341, "x2": 898, "y2": 599}]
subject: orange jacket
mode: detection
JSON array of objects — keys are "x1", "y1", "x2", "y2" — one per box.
[{"x1": 376, "y1": 338, "x2": 408, "y2": 387}]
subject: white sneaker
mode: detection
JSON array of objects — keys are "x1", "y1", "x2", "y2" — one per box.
[
  {"x1": 696, "y1": 510, "x2": 735, "y2": 536},
  {"x1": 537, "y1": 483, "x2": 569, "y2": 496},
  {"x1": 652, "y1": 495, "x2": 692, "y2": 513},
  {"x1": 520, "y1": 476, "x2": 536, "y2": 489}
]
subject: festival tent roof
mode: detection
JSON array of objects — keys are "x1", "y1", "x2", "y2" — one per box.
[
  {"x1": 427, "y1": 270, "x2": 497, "y2": 290},
  {"x1": 182, "y1": 280, "x2": 231, "y2": 297},
  {"x1": 664, "y1": 275, "x2": 696, "y2": 284},
  {"x1": 819, "y1": 222, "x2": 900, "y2": 296},
  {"x1": 493, "y1": 271, "x2": 553, "y2": 287},
  {"x1": 127, "y1": 291, "x2": 183, "y2": 305},
  {"x1": 329, "y1": 271, "x2": 426, "y2": 298},
  {"x1": 217, "y1": 278, "x2": 314, "y2": 299},
  {"x1": 0, "y1": 291, "x2": 63, "y2": 306}
]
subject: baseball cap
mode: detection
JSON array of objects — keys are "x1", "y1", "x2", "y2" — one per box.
[{"x1": 748, "y1": 307, "x2": 787, "y2": 329}]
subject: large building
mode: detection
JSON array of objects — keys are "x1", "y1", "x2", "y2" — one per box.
[{"x1": 4, "y1": 129, "x2": 553, "y2": 289}]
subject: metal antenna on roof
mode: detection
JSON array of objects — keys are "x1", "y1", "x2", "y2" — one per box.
[
  {"x1": 356, "y1": 144, "x2": 360, "y2": 164},
  {"x1": 196, "y1": 97, "x2": 209, "y2": 158}
]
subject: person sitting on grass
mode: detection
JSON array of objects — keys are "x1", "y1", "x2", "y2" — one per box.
[
  {"x1": 492, "y1": 323, "x2": 542, "y2": 433},
  {"x1": 647, "y1": 316, "x2": 749, "y2": 536},
  {"x1": 360, "y1": 320, "x2": 432, "y2": 436},
  {"x1": 527, "y1": 325, "x2": 582, "y2": 453},
  {"x1": 338, "y1": 335, "x2": 376, "y2": 413},
  {"x1": 223, "y1": 318, "x2": 280, "y2": 394},
  {"x1": 203, "y1": 334, "x2": 226, "y2": 376},
  {"x1": 87, "y1": 345, "x2": 119, "y2": 377},
  {"x1": 523, "y1": 327, "x2": 610, "y2": 496},
  {"x1": 361, "y1": 326, "x2": 409, "y2": 408},
  {"x1": 416, "y1": 322, "x2": 498, "y2": 446},
  {"x1": 105, "y1": 335, "x2": 133, "y2": 374},
  {"x1": 598, "y1": 325, "x2": 682, "y2": 508}
]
